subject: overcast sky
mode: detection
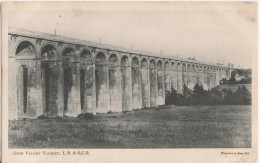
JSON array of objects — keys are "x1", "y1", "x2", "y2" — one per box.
[{"x1": 8, "y1": 2, "x2": 257, "y2": 68}]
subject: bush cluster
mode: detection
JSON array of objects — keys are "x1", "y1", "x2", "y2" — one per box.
[{"x1": 165, "y1": 84, "x2": 251, "y2": 106}]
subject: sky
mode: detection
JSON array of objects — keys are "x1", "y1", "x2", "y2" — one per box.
[{"x1": 8, "y1": 2, "x2": 257, "y2": 69}]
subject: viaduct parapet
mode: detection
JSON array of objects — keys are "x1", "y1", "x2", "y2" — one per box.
[{"x1": 8, "y1": 27, "x2": 234, "y2": 119}]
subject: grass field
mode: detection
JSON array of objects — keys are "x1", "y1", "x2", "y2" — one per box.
[{"x1": 9, "y1": 105, "x2": 251, "y2": 148}]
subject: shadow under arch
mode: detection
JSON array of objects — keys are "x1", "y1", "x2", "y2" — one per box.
[
  {"x1": 108, "y1": 53, "x2": 121, "y2": 112},
  {"x1": 79, "y1": 49, "x2": 93, "y2": 112},
  {"x1": 131, "y1": 57, "x2": 141, "y2": 109},
  {"x1": 16, "y1": 65, "x2": 28, "y2": 117},
  {"x1": 140, "y1": 58, "x2": 149, "y2": 108},
  {"x1": 62, "y1": 47, "x2": 76, "y2": 115},
  {"x1": 149, "y1": 59, "x2": 157, "y2": 107},
  {"x1": 95, "y1": 52, "x2": 107, "y2": 112},
  {"x1": 41, "y1": 44, "x2": 59, "y2": 116},
  {"x1": 121, "y1": 55, "x2": 132, "y2": 111}
]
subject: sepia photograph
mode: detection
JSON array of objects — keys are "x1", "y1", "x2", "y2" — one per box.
[{"x1": 2, "y1": 1, "x2": 258, "y2": 163}]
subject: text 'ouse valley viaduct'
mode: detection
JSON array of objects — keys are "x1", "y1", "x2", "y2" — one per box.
[{"x1": 8, "y1": 28, "x2": 234, "y2": 119}]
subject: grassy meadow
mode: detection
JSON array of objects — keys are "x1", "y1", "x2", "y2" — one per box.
[{"x1": 9, "y1": 105, "x2": 251, "y2": 148}]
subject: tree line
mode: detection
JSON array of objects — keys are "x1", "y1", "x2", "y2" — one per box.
[{"x1": 165, "y1": 84, "x2": 251, "y2": 106}]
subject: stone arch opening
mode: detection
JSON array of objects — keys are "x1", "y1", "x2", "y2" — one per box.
[
  {"x1": 79, "y1": 50, "x2": 92, "y2": 112},
  {"x1": 196, "y1": 65, "x2": 200, "y2": 85},
  {"x1": 177, "y1": 63, "x2": 181, "y2": 70},
  {"x1": 149, "y1": 59, "x2": 157, "y2": 106},
  {"x1": 177, "y1": 63, "x2": 182, "y2": 93},
  {"x1": 157, "y1": 60, "x2": 164, "y2": 105},
  {"x1": 191, "y1": 65, "x2": 196, "y2": 87},
  {"x1": 170, "y1": 62, "x2": 177, "y2": 91},
  {"x1": 187, "y1": 64, "x2": 192, "y2": 89},
  {"x1": 131, "y1": 57, "x2": 141, "y2": 109},
  {"x1": 43, "y1": 65, "x2": 50, "y2": 113},
  {"x1": 63, "y1": 65, "x2": 73, "y2": 113},
  {"x1": 182, "y1": 63, "x2": 186, "y2": 70},
  {"x1": 121, "y1": 56, "x2": 129, "y2": 66},
  {"x1": 41, "y1": 45, "x2": 59, "y2": 116},
  {"x1": 96, "y1": 52, "x2": 106, "y2": 64},
  {"x1": 164, "y1": 61, "x2": 170, "y2": 69},
  {"x1": 157, "y1": 60, "x2": 163, "y2": 69},
  {"x1": 132, "y1": 57, "x2": 139, "y2": 67},
  {"x1": 22, "y1": 66, "x2": 28, "y2": 113},
  {"x1": 164, "y1": 61, "x2": 171, "y2": 92},
  {"x1": 109, "y1": 54, "x2": 118, "y2": 66},
  {"x1": 182, "y1": 63, "x2": 187, "y2": 87},
  {"x1": 62, "y1": 47, "x2": 77, "y2": 115},
  {"x1": 109, "y1": 54, "x2": 121, "y2": 112},
  {"x1": 41, "y1": 44, "x2": 58, "y2": 60},
  {"x1": 149, "y1": 59, "x2": 156, "y2": 68},
  {"x1": 141, "y1": 58, "x2": 148, "y2": 68},
  {"x1": 42, "y1": 63, "x2": 59, "y2": 115},
  {"x1": 62, "y1": 47, "x2": 75, "y2": 62},
  {"x1": 80, "y1": 69, "x2": 85, "y2": 111},
  {"x1": 121, "y1": 56, "x2": 131, "y2": 111},
  {"x1": 171, "y1": 62, "x2": 175, "y2": 69},
  {"x1": 16, "y1": 41, "x2": 36, "y2": 57},
  {"x1": 196, "y1": 65, "x2": 199, "y2": 71},
  {"x1": 95, "y1": 52, "x2": 107, "y2": 112},
  {"x1": 79, "y1": 66, "x2": 93, "y2": 112},
  {"x1": 17, "y1": 65, "x2": 28, "y2": 114},
  {"x1": 80, "y1": 49, "x2": 92, "y2": 62},
  {"x1": 141, "y1": 58, "x2": 149, "y2": 108},
  {"x1": 187, "y1": 64, "x2": 191, "y2": 70}
]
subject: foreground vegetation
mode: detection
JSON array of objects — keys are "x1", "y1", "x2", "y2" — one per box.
[
  {"x1": 9, "y1": 105, "x2": 251, "y2": 148},
  {"x1": 166, "y1": 84, "x2": 251, "y2": 106}
]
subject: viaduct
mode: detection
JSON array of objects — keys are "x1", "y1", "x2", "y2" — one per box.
[{"x1": 8, "y1": 28, "x2": 234, "y2": 119}]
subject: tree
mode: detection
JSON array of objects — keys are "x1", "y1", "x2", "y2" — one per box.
[
  {"x1": 165, "y1": 87, "x2": 178, "y2": 105},
  {"x1": 192, "y1": 83, "x2": 206, "y2": 105}
]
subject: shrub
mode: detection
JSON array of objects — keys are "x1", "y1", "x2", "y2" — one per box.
[
  {"x1": 37, "y1": 115, "x2": 62, "y2": 119},
  {"x1": 77, "y1": 113, "x2": 94, "y2": 120},
  {"x1": 107, "y1": 110, "x2": 113, "y2": 114},
  {"x1": 165, "y1": 84, "x2": 251, "y2": 106}
]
